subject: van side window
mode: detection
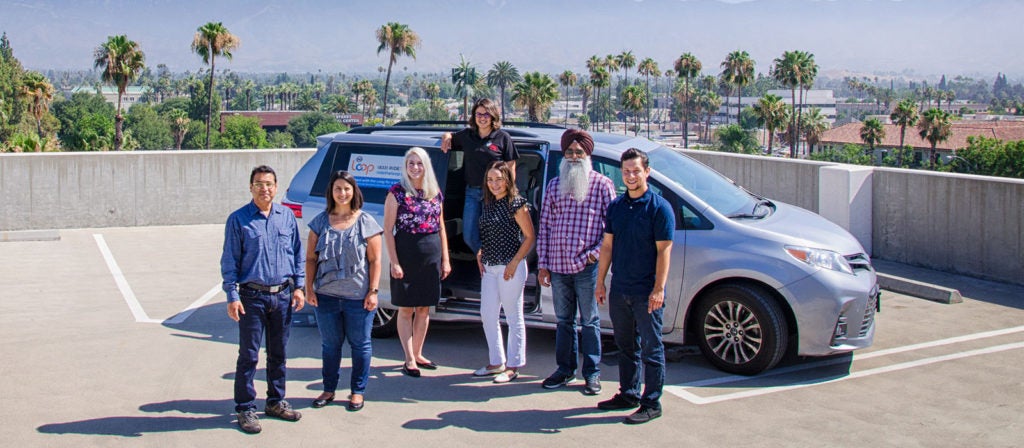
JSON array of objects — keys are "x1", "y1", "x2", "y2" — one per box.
[
  {"x1": 591, "y1": 156, "x2": 710, "y2": 231},
  {"x1": 311, "y1": 143, "x2": 447, "y2": 203}
]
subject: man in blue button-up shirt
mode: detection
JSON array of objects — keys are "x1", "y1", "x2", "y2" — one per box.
[{"x1": 221, "y1": 165, "x2": 305, "y2": 434}]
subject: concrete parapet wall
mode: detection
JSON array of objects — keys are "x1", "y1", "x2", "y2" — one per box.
[
  {"x1": 3, "y1": 148, "x2": 1021, "y2": 286},
  {"x1": 679, "y1": 150, "x2": 827, "y2": 213},
  {"x1": 0, "y1": 149, "x2": 315, "y2": 231},
  {"x1": 871, "y1": 168, "x2": 1024, "y2": 285}
]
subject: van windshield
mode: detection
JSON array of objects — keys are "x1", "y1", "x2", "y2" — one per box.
[{"x1": 647, "y1": 147, "x2": 757, "y2": 217}]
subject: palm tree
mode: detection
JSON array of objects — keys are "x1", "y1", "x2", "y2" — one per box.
[
  {"x1": 620, "y1": 85, "x2": 647, "y2": 136},
  {"x1": 558, "y1": 70, "x2": 578, "y2": 125},
  {"x1": 700, "y1": 90, "x2": 722, "y2": 143},
  {"x1": 451, "y1": 54, "x2": 478, "y2": 121},
  {"x1": 796, "y1": 51, "x2": 818, "y2": 155},
  {"x1": 487, "y1": 61, "x2": 521, "y2": 116},
  {"x1": 241, "y1": 79, "x2": 256, "y2": 110},
  {"x1": 169, "y1": 109, "x2": 190, "y2": 150},
  {"x1": 191, "y1": 22, "x2": 240, "y2": 149},
  {"x1": 752, "y1": 94, "x2": 789, "y2": 155},
  {"x1": 511, "y1": 72, "x2": 559, "y2": 122},
  {"x1": 800, "y1": 107, "x2": 829, "y2": 155},
  {"x1": 720, "y1": 50, "x2": 754, "y2": 126},
  {"x1": 918, "y1": 108, "x2": 952, "y2": 168},
  {"x1": 890, "y1": 99, "x2": 920, "y2": 166},
  {"x1": 675, "y1": 53, "x2": 702, "y2": 148},
  {"x1": 772, "y1": 51, "x2": 801, "y2": 157},
  {"x1": 94, "y1": 34, "x2": 146, "y2": 151},
  {"x1": 860, "y1": 118, "x2": 886, "y2": 158},
  {"x1": 590, "y1": 67, "x2": 610, "y2": 132},
  {"x1": 637, "y1": 58, "x2": 659, "y2": 138},
  {"x1": 19, "y1": 72, "x2": 55, "y2": 139},
  {"x1": 618, "y1": 50, "x2": 636, "y2": 86},
  {"x1": 375, "y1": 22, "x2": 419, "y2": 123}
]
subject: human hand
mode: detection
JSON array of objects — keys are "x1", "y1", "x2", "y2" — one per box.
[
  {"x1": 595, "y1": 283, "x2": 607, "y2": 305},
  {"x1": 227, "y1": 301, "x2": 245, "y2": 322},
  {"x1": 441, "y1": 260, "x2": 452, "y2": 280},
  {"x1": 306, "y1": 289, "x2": 319, "y2": 307},
  {"x1": 292, "y1": 289, "x2": 305, "y2": 312},
  {"x1": 441, "y1": 133, "x2": 452, "y2": 153},
  {"x1": 648, "y1": 289, "x2": 665, "y2": 313},
  {"x1": 364, "y1": 292, "x2": 378, "y2": 311},
  {"x1": 503, "y1": 261, "x2": 518, "y2": 281},
  {"x1": 538, "y1": 268, "x2": 551, "y2": 287},
  {"x1": 391, "y1": 263, "x2": 404, "y2": 279}
]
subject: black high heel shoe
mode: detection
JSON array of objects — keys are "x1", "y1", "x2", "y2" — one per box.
[{"x1": 312, "y1": 392, "x2": 335, "y2": 408}]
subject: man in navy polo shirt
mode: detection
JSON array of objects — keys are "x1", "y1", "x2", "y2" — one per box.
[
  {"x1": 595, "y1": 148, "x2": 674, "y2": 424},
  {"x1": 221, "y1": 165, "x2": 306, "y2": 434}
]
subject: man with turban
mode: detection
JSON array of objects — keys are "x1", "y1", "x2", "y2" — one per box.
[{"x1": 537, "y1": 129, "x2": 616, "y2": 396}]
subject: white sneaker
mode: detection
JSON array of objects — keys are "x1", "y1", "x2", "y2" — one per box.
[
  {"x1": 473, "y1": 364, "x2": 505, "y2": 376},
  {"x1": 493, "y1": 369, "x2": 519, "y2": 383}
]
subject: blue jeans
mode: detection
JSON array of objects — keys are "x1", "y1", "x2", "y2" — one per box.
[
  {"x1": 462, "y1": 186, "x2": 483, "y2": 253},
  {"x1": 609, "y1": 291, "x2": 665, "y2": 409},
  {"x1": 234, "y1": 288, "x2": 293, "y2": 412},
  {"x1": 314, "y1": 293, "x2": 374, "y2": 394},
  {"x1": 551, "y1": 263, "x2": 601, "y2": 379}
]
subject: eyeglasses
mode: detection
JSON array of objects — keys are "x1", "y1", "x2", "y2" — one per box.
[
  {"x1": 474, "y1": 113, "x2": 491, "y2": 119},
  {"x1": 252, "y1": 181, "x2": 275, "y2": 190}
]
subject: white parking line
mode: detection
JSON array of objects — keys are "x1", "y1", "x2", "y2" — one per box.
[
  {"x1": 94, "y1": 234, "x2": 160, "y2": 323},
  {"x1": 94, "y1": 233, "x2": 219, "y2": 325},
  {"x1": 667, "y1": 325, "x2": 1024, "y2": 404}
]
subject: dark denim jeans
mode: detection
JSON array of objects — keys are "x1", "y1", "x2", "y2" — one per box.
[
  {"x1": 314, "y1": 293, "x2": 374, "y2": 395},
  {"x1": 551, "y1": 262, "x2": 601, "y2": 379},
  {"x1": 462, "y1": 186, "x2": 483, "y2": 253},
  {"x1": 608, "y1": 291, "x2": 665, "y2": 409},
  {"x1": 234, "y1": 288, "x2": 293, "y2": 412}
]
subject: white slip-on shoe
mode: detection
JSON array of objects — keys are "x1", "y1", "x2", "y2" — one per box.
[
  {"x1": 493, "y1": 369, "x2": 519, "y2": 383},
  {"x1": 473, "y1": 364, "x2": 505, "y2": 376}
]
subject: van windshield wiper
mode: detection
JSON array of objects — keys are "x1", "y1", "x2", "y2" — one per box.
[{"x1": 727, "y1": 199, "x2": 773, "y2": 219}]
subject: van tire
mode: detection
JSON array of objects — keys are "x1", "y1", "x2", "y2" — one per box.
[
  {"x1": 371, "y1": 306, "x2": 398, "y2": 338},
  {"x1": 695, "y1": 284, "x2": 787, "y2": 375}
]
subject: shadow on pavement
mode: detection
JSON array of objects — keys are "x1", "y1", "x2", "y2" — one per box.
[
  {"x1": 402, "y1": 406, "x2": 622, "y2": 433},
  {"x1": 36, "y1": 399, "x2": 234, "y2": 437}
]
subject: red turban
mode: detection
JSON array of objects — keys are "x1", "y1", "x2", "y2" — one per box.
[{"x1": 560, "y1": 129, "x2": 594, "y2": 156}]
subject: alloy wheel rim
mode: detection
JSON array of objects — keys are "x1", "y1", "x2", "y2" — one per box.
[{"x1": 704, "y1": 300, "x2": 763, "y2": 364}]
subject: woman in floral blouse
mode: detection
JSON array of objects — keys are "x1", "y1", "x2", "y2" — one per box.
[{"x1": 382, "y1": 147, "x2": 451, "y2": 378}]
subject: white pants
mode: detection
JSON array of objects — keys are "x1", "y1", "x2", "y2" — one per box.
[{"x1": 480, "y1": 262, "x2": 527, "y2": 368}]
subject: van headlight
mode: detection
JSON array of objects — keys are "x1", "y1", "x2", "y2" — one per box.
[{"x1": 785, "y1": 246, "x2": 854, "y2": 275}]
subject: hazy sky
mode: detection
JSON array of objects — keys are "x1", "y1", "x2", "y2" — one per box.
[{"x1": 2, "y1": 0, "x2": 1021, "y2": 80}]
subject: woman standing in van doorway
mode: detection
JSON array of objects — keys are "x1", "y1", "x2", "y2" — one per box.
[
  {"x1": 383, "y1": 147, "x2": 452, "y2": 378},
  {"x1": 305, "y1": 171, "x2": 383, "y2": 412},
  {"x1": 474, "y1": 161, "x2": 535, "y2": 383},
  {"x1": 440, "y1": 98, "x2": 519, "y2": 254}
]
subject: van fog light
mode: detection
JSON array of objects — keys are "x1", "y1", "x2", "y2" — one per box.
[{"x1": 833, "y1": 316, "x2": 848, "y2": 341}]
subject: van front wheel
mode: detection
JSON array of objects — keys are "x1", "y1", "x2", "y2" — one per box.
[
  {"x1": 371, "y1": 306, "x2": 398, "y2": 338},
  {"x1": 695, "y1": 284, "x2": 787, "y2": 375}
]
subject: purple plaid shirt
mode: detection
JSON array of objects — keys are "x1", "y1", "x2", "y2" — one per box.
[{"x1": 537, "y1": 170, "x2": 616, "y2": 275}]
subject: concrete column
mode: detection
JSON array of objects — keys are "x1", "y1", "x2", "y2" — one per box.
[{"x1": 818, "y1": 165, "x2": 873, "y2": 254}]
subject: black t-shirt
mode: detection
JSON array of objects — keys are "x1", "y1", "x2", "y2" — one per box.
[{"x1": 452, "y1": 128, "x2": 519, "y2": 188}]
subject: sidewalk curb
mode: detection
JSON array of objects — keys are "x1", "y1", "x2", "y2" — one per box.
[
  {"x1": 877, "y1": 273, "x2": 963, "y2": 304},
  {"x1": 0, "y1": 230, "x2": 61, "y2": 242}
]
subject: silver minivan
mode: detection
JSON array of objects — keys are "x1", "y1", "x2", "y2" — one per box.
[{"x1": 285, "y1": 123, "x2": 878, "y2": 375}]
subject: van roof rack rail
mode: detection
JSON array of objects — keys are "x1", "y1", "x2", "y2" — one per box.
[{"x1": 393, "y1": 120, "x2": 567, "y2": 129}]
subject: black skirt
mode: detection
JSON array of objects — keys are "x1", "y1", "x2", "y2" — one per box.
[{"x1": 390, "y1": 231, "x2": 442, "y2": 307}]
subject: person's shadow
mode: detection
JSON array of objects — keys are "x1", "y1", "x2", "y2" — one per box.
[
  {"x1": 36, "y1": 399, "x2": 233, "y2": 437},
  {"x1": 403, "y1": 406, "x2": 622, "y2": 433}
]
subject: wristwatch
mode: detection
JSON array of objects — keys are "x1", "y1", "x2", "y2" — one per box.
[{"x1": 369, "y1": 288, "x2": 379, "y2": 294}]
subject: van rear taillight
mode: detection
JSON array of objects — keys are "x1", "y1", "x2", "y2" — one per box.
[{"x1": 283, "y1": 202, "x2": 302, "y2": 218}]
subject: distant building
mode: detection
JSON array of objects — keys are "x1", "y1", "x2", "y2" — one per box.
[
  {"x1": 818, "y1": 119, "x2": 1024, "y2": 162},
  {"x1": 69, "y1": 85, "x2": 149, "y2": 108},
  {"x1": 717, "y1": 89, "x2": 837, "y2": 124},
  {"x1": 219, "y1": 111, "x2": 362, "y2": 133}
]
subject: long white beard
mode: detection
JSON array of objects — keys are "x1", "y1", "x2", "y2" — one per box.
[{"x1": 560, "y1": 157, "x2": 592, "y2": 203}]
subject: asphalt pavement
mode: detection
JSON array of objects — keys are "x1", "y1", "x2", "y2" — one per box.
[{"x1": 2, "y1": 224, "x2": 1022, "y2": 447}]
